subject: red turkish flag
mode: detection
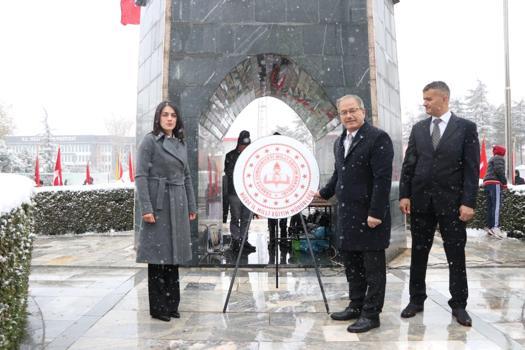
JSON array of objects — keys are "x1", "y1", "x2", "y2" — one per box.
[
  {"x1": 120, "y1": 0, "x2": 141, "y2": 25},
  {"x1": 53, "y1": 146, "x2": 63, "y2": 186},
  {"x1": 35, "y1": 154, "x2": 41, "y2": 187},
  {"x1": 85, "y1": 163, "x2": 92, "y2": 185},
  {"x1": 479, "y1": 137, "x2": 487, "y2": 179},
  {"x1": 128, "y1": 152, "x2": 135, "y2": 182}
]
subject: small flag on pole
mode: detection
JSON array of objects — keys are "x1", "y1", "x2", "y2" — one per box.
[
  {"x1": 120, "y1": 0, "x2": 141, "y2": 25},
  {"x1": 479, "y1": 137, "x2": 487, "y2": 179},
  {"x1": 128, "y1": 152, "x2": 135, "y2": 182},
  {"x1": 35, "y1": 153, "x2": 41, "y2": 187},
  {"x1": 115, "y1": 154, "x2": 123, "y2": 181},
  {"x1": 85, "y1": 162, "x2": 92, "y2": 185},
  {"x1": 53, "y1": 146, "x2": 63, "y2": 186}
]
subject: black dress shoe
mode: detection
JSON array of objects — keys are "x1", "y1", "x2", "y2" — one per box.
[
  {"x1": 170, "y1": 311, "x2": 180, "y2": 319},
  {"x1": 150, "y1": 313, "x2": 170, "y2": 322},
  {"x1": 330, "y1": 306, "x2": 361, "y2": 321},
  {"x1": 347, "y1": 317, "x2": 380, "y2": 333},
  {"x1": 400, "y1": 303, "x2": 424, "y2": 318},
  {"x1": 452, "y1": 308, "x2": 472, "y2": 327}
]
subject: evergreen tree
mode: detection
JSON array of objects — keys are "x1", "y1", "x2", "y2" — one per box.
[
  {"x1": 0, "y1": 141, "x2": 33, "y2": 173},
  {"x1": 273, "y1": 119, "x2": 313, "y2": 149},
  {"x1": 0, "y1": 103, "x2": 13, "y2": 139},
  {"x1": 491, "y1": 105, "x2": 506, "y2": 146},
  {"x1": 450, "y1": 98, "x2": 469, "y2": 121},
  {"x1": 40, "y1": 107, "x2": 55, "y2": 173},
  {"x1": 512, "y1": 99, "x2": 525, "y2": 165},
  {"x1": 464, "y1": 80, "x2": 496, "y2": 144}
]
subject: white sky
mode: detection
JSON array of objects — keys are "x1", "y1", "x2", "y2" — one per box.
[
  {"x1": 395, "y1": 0, "x2": 525, "y2": 117},
  {"x1": 0, "y1": 1, "x2": 139, "y2": 135},
  {"x1": 0, "y1": 1, "x2": 523, "y2": 135}
]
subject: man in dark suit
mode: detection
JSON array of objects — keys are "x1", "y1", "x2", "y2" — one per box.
[
  {"x1": 316, "y1": 94, "x2": 394, "y2": 333},
  {"x1": 399, "y1": 81, "x2": 480, "y2": 327}
]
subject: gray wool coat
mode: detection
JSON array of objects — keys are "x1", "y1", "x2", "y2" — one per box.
[{"x1": 135, "y1": 132, "x2": 196, "y2": 265}]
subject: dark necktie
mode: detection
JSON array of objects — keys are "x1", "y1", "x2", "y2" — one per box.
[{"x1": 432, "y1": 119, "x2": 442, "y2": 150}]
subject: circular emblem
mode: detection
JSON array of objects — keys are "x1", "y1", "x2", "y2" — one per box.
[{"x1": 233, "y1": 135, "x2": 319, "y2": 219}]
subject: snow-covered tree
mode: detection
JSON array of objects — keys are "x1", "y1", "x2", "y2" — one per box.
[
  {"x1": 0, "y1": 103, "x2": 13, "y2": 139},
  {"x1": 491, "y1": 105, "x2": 506, "y2": 147},
  {"x1": 450, "y1": 98, "x2": 468, "y2": 121},
  {"x1": 512, "y1": 99, "x2": 525, "y2": 164},
  {"x1": 402, "y1": 110, "x2": 425, "y2": 147},
  {"x1": 273, "y1": 119, "x2": 313, "y2": 149},
  {"x1": 40, "y1": 108, "x2": 55, "y2": 173},
  {"x1": 105, "y1": 114, "x2": 134, "y2": 136},
  {"x1": 0, "y1": 141, "x2": 33, "y2": 173},
  {"x1": 464, "y1": 80, "x2": 496, "y2": 144}
]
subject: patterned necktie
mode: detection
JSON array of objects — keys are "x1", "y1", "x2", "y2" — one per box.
[
  {"x1": 344, "y1": 133, "x2": 353, "y2": 157},
  {"x1": 432, "y1": 119, "x2": 442, "y2": 150}
]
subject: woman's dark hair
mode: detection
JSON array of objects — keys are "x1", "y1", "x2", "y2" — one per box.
[{"x1": 152, "y1": 101, "x2": 185, "y2": 143}]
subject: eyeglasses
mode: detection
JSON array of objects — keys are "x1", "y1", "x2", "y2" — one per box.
[{"x1": 339, "y1": 108, "x2": 362, "y2": 116}]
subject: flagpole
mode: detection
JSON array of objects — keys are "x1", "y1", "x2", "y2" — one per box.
[{"x1": 503, "y1": 0, "x2": 513, "y2": 178}]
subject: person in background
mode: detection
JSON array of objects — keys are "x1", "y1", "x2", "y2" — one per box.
[
  {"x1": 515, "y1": 170, "x2": 525, "y2": 185},
  {"x1": 135, "y1": 101, "x2": 197, "y2": 322},
  {"x1": 483, "y1": 145, "x2": 507, "y2": 239},
  {"x1": 224, "y1": 130, "x2": 256, "y2": 253}
]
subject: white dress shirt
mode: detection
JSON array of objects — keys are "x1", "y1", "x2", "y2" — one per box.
[{"x1": 344, "y1": 130, "x2": 358, "y2": 157}]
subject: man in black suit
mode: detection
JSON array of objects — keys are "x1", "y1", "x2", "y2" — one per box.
[
  {"x1": 399, "y1": 81, "x2": 480, "y2": 327},
  {"x1": 316, "y1": 94, "x2": 394, "y2": 333}
]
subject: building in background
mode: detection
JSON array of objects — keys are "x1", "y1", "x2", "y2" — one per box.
[{"x1": 5, "y1": 135, "x2": 135, "y2": 175}]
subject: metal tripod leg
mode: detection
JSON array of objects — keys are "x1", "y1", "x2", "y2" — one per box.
[
  {"x1": 275, "y1": 223, "x2": 279, "y2": 288},
  {"x1": 223, "y1": 212, "x2": 253, "y2": 313},
  {"x1": 299, "y1": 214, "x2": 330, "y2": 313}
]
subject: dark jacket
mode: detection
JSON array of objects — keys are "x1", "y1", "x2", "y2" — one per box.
[
  {"x1": 483, "y1": 155, "x2": 507, "y2": 186},
  {"x1": 224, "y1": 149, "x2": 241, "y2": 196},
  {"x1": 319, "y1": 122, "x2": 393, "y2": 251},
  {"x1": 400, "y1": 113, "x2": 480, "y2": 215}
]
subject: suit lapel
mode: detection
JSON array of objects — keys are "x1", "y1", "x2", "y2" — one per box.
[
  {"x1": 162, "y1": 137, "x2": 185, "y2": 164},
  {"x1": 435, "y1": 113, "x2": 459, "y2": 151},
  {"x1": 345, "y1": 123, "x2": 368, "y2": 160},
  {"x1": 421, "y1": 117, "x2": 434, "y2": 152}
]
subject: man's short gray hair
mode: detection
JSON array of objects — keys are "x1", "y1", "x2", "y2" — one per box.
[
  {"x1": 336, "y1": 94, "x2": 365, "y2": 110},
  {"x1": 423, "y1": 81, "x2": 450, "y2": 97}
]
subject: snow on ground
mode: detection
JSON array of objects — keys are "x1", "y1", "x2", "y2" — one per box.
[
  {"x1": 0, "y1": 173, "x2": 34, "y2": 215},
  {"x1": 467, "y1": 228, "x2": 489, "y2": 237}
]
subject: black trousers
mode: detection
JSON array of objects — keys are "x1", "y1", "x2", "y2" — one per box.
[
  {"x1": 409, "y1": 209, "x2": 468, "y2": 309},
  {"x1": 268, "y1": 218, "x2": 288, "y2": 242},
  {"x1": 148, "y1": 264, "x2": 180, "y2": 316},
  {"x1": 343, "y1": 250, "x2": 386, "y2": 319}
]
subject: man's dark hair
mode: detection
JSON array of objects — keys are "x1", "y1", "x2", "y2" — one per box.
[{"x1": 423, "y1": 81, "x2": 450, "y2": 97}]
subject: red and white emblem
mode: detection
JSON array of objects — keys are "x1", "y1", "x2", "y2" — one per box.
[{"x1": 233, "y1": 135, "x2": 319, "y2": 219}]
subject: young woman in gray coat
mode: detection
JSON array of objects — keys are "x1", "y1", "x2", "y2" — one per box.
[{"x1": 135, "y1": 101, "x2": 197, "y2": 322}]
